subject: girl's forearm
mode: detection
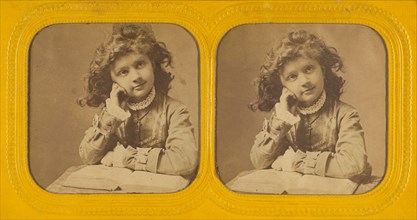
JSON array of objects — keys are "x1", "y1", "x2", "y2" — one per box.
[
  {"x1": 293, "y1": 109, "x2": 368, "y2": 178},
  {"x1": 79, "y1": 109, "x2": 122, "y2": 164},
  {"x1": 250, "y1": 130, "x2": 289, "y2": 169},
  {"x1": 79, "y1": 126, "x2": 117, "y2": 164}
]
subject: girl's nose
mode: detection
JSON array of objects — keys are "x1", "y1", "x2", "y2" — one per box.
[
  {"x1": 299, "y1": 73, "x2": 310, "y2": 86},
  {"x1": 131, "y1": 68, "x2": 142, "y2": 81}
]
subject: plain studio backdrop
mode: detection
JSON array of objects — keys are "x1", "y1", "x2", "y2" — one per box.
[
  {"x1": 216, "y1": 24, "x2": 387, "y2": 184},
  {"x1": 29, "y1": 24, "x2": 199, "y2": 189}
]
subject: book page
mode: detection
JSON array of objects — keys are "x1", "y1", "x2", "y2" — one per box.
[
  {"x1": 62, "y1": 165, "x2": 133, "y2": 191},
  {"x1": 285, "y1": 175, "x2": 359, "y2": 195},
  {"x1": 119, "y1": 171, "x2": 190, "y2": 193},
  {"x1": 227, "y1": 169, "x2": 303, "y2": 194}
]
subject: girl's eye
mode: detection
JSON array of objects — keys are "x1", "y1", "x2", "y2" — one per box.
[
  {"x1": 304, "y1": 65, "x2": 315, "y2": 73},
  {"x1": 118, "y1": 69, "x2": 129, "y2": 76},
  {"x1": 136, "y1": 61, "x2": 145, "y2": 69},
  {"x1": 287, "y1": 74, "x2": 297, "y2": 81}
]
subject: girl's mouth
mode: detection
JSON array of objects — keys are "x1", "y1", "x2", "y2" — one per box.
[
  {"x1": 303, "y1": 87, "x2": 315, "y2": 94},
  {"x1": 133, "y1": 82, "x2": 146, "y2": 89}
]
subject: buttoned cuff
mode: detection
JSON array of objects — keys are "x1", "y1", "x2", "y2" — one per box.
[
  {"x1": 262, "y1": 119, "x2": 280, "y2": 142},
  {"x1": 262, "y1": 118, "x2": 293, "y2": 143},
  {"x1": 94, "y1": 109, "x2": 124, "y2": 136},
  {"x1": 252, "y1": 129, "x2": 280, "y2": 158},
  {"x1": 122, "y1": 147, "x2": 155, "y2": 171},
  {"x1": 122, "y1": 146, "x2": 137, "y2": 169},
  {"x1": 314, "y1": 151, "x2": 331, "y2": 176},
  {"x1": 105, "y1": 98, "x2": 131, "y2": 121},
  {"x1": 146, "y1": 148, "x2": 162, "y2": 173},
  {"x1": 295, "y1": 150, "x2": 331, "y2": 176}
]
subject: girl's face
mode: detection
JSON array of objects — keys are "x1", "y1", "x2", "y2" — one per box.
[
  {"x1": 279, "y1": 56, "x2": 325, "y2": 107},
  {"x1": 110, "y1": 50, "x2": 155, "y2": 102}
]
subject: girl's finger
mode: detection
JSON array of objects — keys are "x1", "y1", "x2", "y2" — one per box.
[
  {"x1": 112, "y1": 82, "x2": 118, "y2": 91},
  {"x1": 284, "y1": 87, "x2": 297, "y2": 98},
  {"x1": 288, "y1": 90, "x2": 296, "y2": 98},
  {"x1": 282, "y1": 87, "x2": 289, "y2": 96},
  {"x1": 114, "y1": 83, "x2": 127, "y2": 95},
  {"x1": 110, "y1": 83, "x2": 119, "y2": 97},
  {"x1": 111, "y1": 84, "x2": 125, "y2": 99},
  {"x1": 119, "y1": 86, "x2": 127, "y2": 95},
  {"x1": 280, "y1": 88, "x2": 290, "y2": 103}
]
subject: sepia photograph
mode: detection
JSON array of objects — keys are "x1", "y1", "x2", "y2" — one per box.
[
  {"x1": 29, "y1": 23, "x2": 199, "y2": 193},
  {"x1": 216, "y1": 24, "x2": 386, "y2": 194}
]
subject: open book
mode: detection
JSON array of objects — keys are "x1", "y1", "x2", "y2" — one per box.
[
  {"x1": 226, "y1": 169, "x2": 359, "y2": 194},
  {"x1": 62, "y1": 165, "x2": 190, "y2": 193}
]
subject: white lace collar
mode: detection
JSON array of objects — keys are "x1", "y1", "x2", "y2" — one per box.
[
  {"x1": 297, "y1": 90, "x2": 326, "y2": 115},
  {"x1": 127, "y1": 87, "x2": 156, "y2": 111}
]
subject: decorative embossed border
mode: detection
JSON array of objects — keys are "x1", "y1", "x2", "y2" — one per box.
[
  {"x1": 3, "y1": 0, "x2": 414, "y2": 218},
  {"x1": 5, "y1": 1, "x2": 210, "y2": 216},
  {"x1": 208, "y1": 2, "x2": 412, "y2": 217}
]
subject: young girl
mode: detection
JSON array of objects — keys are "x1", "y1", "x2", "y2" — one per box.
[
  {"x1": 77, "y1": 24, "x2": 198, "y2": 176},
  {"x1": 249, "y1": 30, "x2": 371, "y2": 179}
]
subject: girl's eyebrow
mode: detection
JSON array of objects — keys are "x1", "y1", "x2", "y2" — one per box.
[
  {"x1": 283, "y1": 70, "x2": 296, "y2": 77},
  {"x1": 114, "y1": 65, "x2": 127, "y2": 73},
  {"x1": 134, "y1": 57, "x2": 146, "y2": 63},
  {"x1": 112, "y1": 54, "x2": 147, "y2": 72}
]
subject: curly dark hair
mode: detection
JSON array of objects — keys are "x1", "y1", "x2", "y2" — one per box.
[
  {"x1": 78, "y1": 24, "x2": 174, "y2": 107},
  {"x1": 249, "y1": 30, "x2": 345, "y2": 112}
]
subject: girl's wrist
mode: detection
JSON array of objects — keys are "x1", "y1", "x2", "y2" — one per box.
[
  {"x1": 105, "y1": 98, "x2": 131, "y2": 121},
  {"x1": 269, "y1": 126, "x2": 281, "y2": 136},
  {"x1": 274, "y1": 103, "x2": 300, "y2": 125}
]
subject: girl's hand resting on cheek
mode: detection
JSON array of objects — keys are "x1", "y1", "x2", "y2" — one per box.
[
  {"x1": 268, "y1": 88, "x2": 300, "y2": 135},
  {"x1": 279, "y1": 87, "x2": 298, "y2": 116},
  {"x1": 109, "y1": 83, "x2": 128, "y2": 111}
]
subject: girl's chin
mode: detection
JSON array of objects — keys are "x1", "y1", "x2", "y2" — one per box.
[
  {"x1": 128, "y1": 96, "x2": 146, "y2": 102},
  {"x1": 128, "y1": 93, "x2": 146, "y2": 102},
  {"x1": 299, "y1": 97, "x2": 319, "y2": 107},
  {"x1": 128, "y1": 90, "x2": 152, "y2": 102}
]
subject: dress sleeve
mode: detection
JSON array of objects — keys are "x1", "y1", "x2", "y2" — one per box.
[
  {"x1": 145, "y1": 103, "x2": 198, "y2": 176},
  {"x1": 79, "y1": 106, "x2": 129, "y2": 165},
  {"x1": 250, "y1": 108, "x2": 299, "y2": 169},
  {"x1": 294, "y1": 108, "x2": 369, "y2": 178}
]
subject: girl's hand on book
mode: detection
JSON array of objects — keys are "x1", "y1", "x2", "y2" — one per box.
[
  {"x1": 101, "y1": 151, "x2": 114, "y2": 166},
  {"x1": 272, "y1": 148, "x2": 296, "y2": 171},
  {"x1": 101, "y1": 143, "x2": 127, "y2": 167},
  {"x1": 112, "y1": 144, "x2": 127, "y2": 168},
  {"x1": 109, "y1": 83, "x2": 128, "y2": 111},
  {"x1": 280, "y1": 87, "x2": 298, "y2": 116},
  {"x1": 271, "y1": 155, "x2": 283, "y2": 170}
]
